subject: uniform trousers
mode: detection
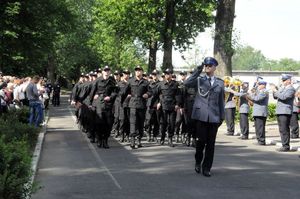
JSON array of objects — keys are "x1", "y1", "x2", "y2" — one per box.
[
  {"x1": 195, "y1": 121, "x2": 219, "y2": 171},
  {"x1": 119, "y1": 107, "x2": 130, "y2": 137},
  {"x1": 290, "y1": 112, "x2": 299, "y2": 138},
  {"x1": 145, "y1": 108, "x2": 160, "y2": 138},
  {"x1": 95, "y1": 110, "x2": 114, "y2": 140},
  {"x1": 277, "y1": 114, "x2": 292, "y2": 149},
  {"x1": 160, "y1": 110, "x2": 176, "y2": 139},
  {"x1": 175, "y1": 109, "x2": 187, "y2": 136},
  {"x1": 225, "y1": 108, "x2": 235, "y2": 134},
  {"x1": 239, "y1": 113, "x2": 249, "y2": 137},
  {"x1": 254, "y1": 116, "x2": 266, "y2": 144},
  {"x1": 130, "y1": 108, "x2": 146, "y2": 139}
]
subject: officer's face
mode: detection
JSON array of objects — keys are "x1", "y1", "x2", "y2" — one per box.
[
  {"x1": 180, "y1": 74, "x2": 186, "y2": 81},
  {"x1": 102, "y1": 69, "x2": 111, "y2": 77},
  {"x1": 205, "y1": 64, "x2": 216, "y2": 74},
  {"x1": 135, "y1": 69, "x2": 143, "y2": 78},
  {"x1": 165, "y1": 73, "x2": 172, "y2": 81}
]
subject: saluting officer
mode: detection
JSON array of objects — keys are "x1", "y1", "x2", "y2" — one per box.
[
  {"x1": 184, "y1": 57, "x2": 224, "y2": 177},
  {"x1": 89, "y1": 66, "x2": 117, "y2": 149},
  {"x1": 248, "y1": 81, "x2": 269, "y2": 145},
  {"x1": 271, "y1": 74, "x2": 295, "y2": 152},
  {"x1": 155, "y1": 68, "x2": 182, "y2": 147},
  {"x1": 122, "y1": 66, "x2": 151, "y2": 149}
]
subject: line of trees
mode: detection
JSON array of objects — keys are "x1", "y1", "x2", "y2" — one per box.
[{"x1": 1, "y1": 0, "x2": 237, "y2": 83}]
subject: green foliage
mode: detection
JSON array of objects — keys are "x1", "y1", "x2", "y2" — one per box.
[
  {"x1": 233, "y1": 45, "x2": 300, "y2": 71},
  {"x1": 267, "y1": 103, "x2": 277, "y2": 122},
  {"x1": 0, "y1": 137, "x2": 32, "y2": 199},
  {"x1": 235, "y1": 103, "x2": 277, "y2": 122},
  {"x1": 0, "y1": 107, "x2": 38, "y2": 199}
]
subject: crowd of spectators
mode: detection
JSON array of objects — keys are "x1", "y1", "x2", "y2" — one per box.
[{"x1": 0, "y1": 71, "x2": 54, "y2": 127}]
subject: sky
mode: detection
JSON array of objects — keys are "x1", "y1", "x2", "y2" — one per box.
[{"x1": 168, "y1": 0, "x2": 300, "y2": 68}]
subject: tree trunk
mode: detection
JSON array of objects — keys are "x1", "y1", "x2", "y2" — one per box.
[
  {"x1": 47, "y1": 54, "x2": 56, "y2": 85},
  {"x1": 214, "y1": 0, "x2": 236, "y2": 77},
  {"x1": 162, "y1": 0, "x2": 175, "y2": 71},
  {"x1": 148, "y1": 40, "x2": 158, "y2": 73}
]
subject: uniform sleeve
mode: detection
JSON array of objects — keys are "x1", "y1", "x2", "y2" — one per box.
[
  {"x1": 219, "y1": 83, "x2": 225, "y2": 121},
  {"x1": 183, "y1": 65, "x2": 203, "y2": 88},
  {"x1": 273, "y1": 87, "x2": 295, "y2": 100},
  {"x1": 250, "y1": 91, "x2": 268, "y2": 102}
]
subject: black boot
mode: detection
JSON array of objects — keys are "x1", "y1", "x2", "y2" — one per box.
[
  {"x1": 160, "y1": 137, "x2": 165, "y2": 145},
  {"x1": 186, "y1": 135, "x2": 191, "y2": 147},
  {"x1": 125, "y1": 135, "x2": 129, "y2": 143},
  {"x1": 130, "y1": 137, "x2": 136, "y2": 149},
  {"x1": 120, "y1": 133, "x2": 125, "y2": 143},
  {"x1": 168, "y1": 137, "x2": 174, "y2": 147},
  {"x1": 176, "y1": 135, "x2": 180, "y2": 143},
  {"x1": 153, "y1": 136, "x2": 158, "y2": 143},
  {"x1": 103, "y1": 138, "x2": 109, "y2": 149},
  {"x1": 97, "y1": 138, "x2": 103, "y2": 148},
  {"x1": 137, "y1": 138, "x2": 143, "y2": 148}
]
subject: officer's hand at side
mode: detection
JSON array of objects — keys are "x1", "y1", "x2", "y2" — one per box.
[
  {"x1": 142, "y1": 93, "x2": 149, "y2": 99},
  {"x1": 157, "y1": 103, "x2": 161, "y2": 110},
  {"x1": 104, "y1": 96, "x2": 110, "y2": 101},
  {"x1": 94, "y1": 94, "x2": 99, "y2": 100}
]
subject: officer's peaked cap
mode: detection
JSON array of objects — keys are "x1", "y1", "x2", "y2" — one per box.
[{"x1": 203, "y1": 57, "x2": 218, "y2": 66}]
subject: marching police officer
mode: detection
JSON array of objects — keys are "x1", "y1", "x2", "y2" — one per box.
[
  {"x1": 89, "y1": 66, "x2": 117, "y2": 149},
  {"x1": 144, "y1": 69, "x2": 160, "y2": 142},
  {"x1": 184, "y1": 57, "x2": 224, "y2": 177},
  {"x1": 271, "y1": 74, "x2": 295, "y2": 152},
  {"x1": 52, "y1": 81, "x2": 61, "y2": 106},
  {"x1": 182, "y1": 70, "x2": 197, "y2": 146},
  {"x1": 248, "y1": 81, "x2": 269, "y2": 145},
  {"x1": 122, "y1": 66, "x2": 151, "y2": 149},
  {"x1": 154, "y1": 68, "x2": 181, "y2": 147},
  {"x1": 174, "y1": 71, "x2": 187, "y2": 143},
  {"x1": 112, "y1": 70, "x2": 122, "y2": 138},
  {"x1": 117, "y1": 69, "x2": 131, "y2": 142}
]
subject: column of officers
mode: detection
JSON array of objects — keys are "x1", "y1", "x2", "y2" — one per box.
[
  {"x1": 71, "y1": 66, "x2": 198, "y2": 149},
  {"x1": 224, "y1": 73, "x2": 300, "y2": 152}
]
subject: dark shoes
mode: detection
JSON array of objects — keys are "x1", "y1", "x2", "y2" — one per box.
[
  {"x1": 225, "y1": 132, "x2": 234, "y2": 136},
  {"x1": 168, "y1": 138, "x2": 174, "y2": 147},
  {"x1": 276, "y1": 147, "x2": 290, "y2": 152},
  {"x1": 195, "y1": 164, "x2": 201, "y2": 173},
  {"x1": 130, "y1": 138, "x2": 136, "y2": 149},
  {"x1": 195, "y1": 164, "x2": 211, "y2": 177},
  {"x1": 238, "y1": 136, "x2": 248, "y2": 140},
  {"x1": 202, "y1": 169, "x2": 211, "y2": 177},
  {"x1": 254, "y1": 142, "x2": 266, "y2": 146}
]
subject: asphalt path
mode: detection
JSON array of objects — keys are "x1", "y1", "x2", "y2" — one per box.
[{"x1": 32, "y1": 96, "x2": 300, "y2": 199}]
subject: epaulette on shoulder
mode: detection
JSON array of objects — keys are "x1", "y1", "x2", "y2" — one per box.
[
  {"x1": 216, "y1": 77, "x2": 224, "y2": 82},
  {"x1": 198, "y1": 75, "x2": 205, "y2": 78}
]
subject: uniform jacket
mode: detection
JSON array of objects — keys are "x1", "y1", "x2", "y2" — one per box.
[
  {"x1": 235, "y1": 91, "x2": 249, "y2": 114},
  {"x1": 146, "y1": 80, "x2": 160, "y2": 108},
  {"x1": 122, "y1": 77, "x2": 151, "y2": 109},
  {"x1": 224, "y1": 86, "x2": 236, "y2": 109},
  {"x1": 89, "y1": 76, "x2": 117, "y2": 110},
  {"x1": 155, "y1": 80, "x2": 182, "y2": 111},
  {"x1": 184, "y1": 68, "x2": 225, "y2": 123},
  {"x1": 249, "y1": 88, "x2": 269, "y2": 117},
  {"x1": 273, "y1": 84, "x2": 295, "y2": 115}
]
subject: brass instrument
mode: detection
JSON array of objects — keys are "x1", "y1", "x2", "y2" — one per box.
[{"x1": 223, "y1": 76, "x2": 243, "y2": 109}]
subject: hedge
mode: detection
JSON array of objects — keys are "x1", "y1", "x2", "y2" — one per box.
[{"x1": 0, "y1": 108, "x2": 39, "y2": 199}]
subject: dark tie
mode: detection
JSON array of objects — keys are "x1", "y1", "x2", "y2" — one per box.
[{"x1": 208, "y1": 77, "x2": 211, "y2": 87}]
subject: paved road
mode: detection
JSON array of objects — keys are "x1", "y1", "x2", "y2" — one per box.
[{"x1": 32, "y1": 96, "x2": 300, "y2": 199}]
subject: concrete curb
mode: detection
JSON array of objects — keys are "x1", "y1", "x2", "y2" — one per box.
[{"x1": 27, "y1": 112, "x2": 49, "y2": 198}]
